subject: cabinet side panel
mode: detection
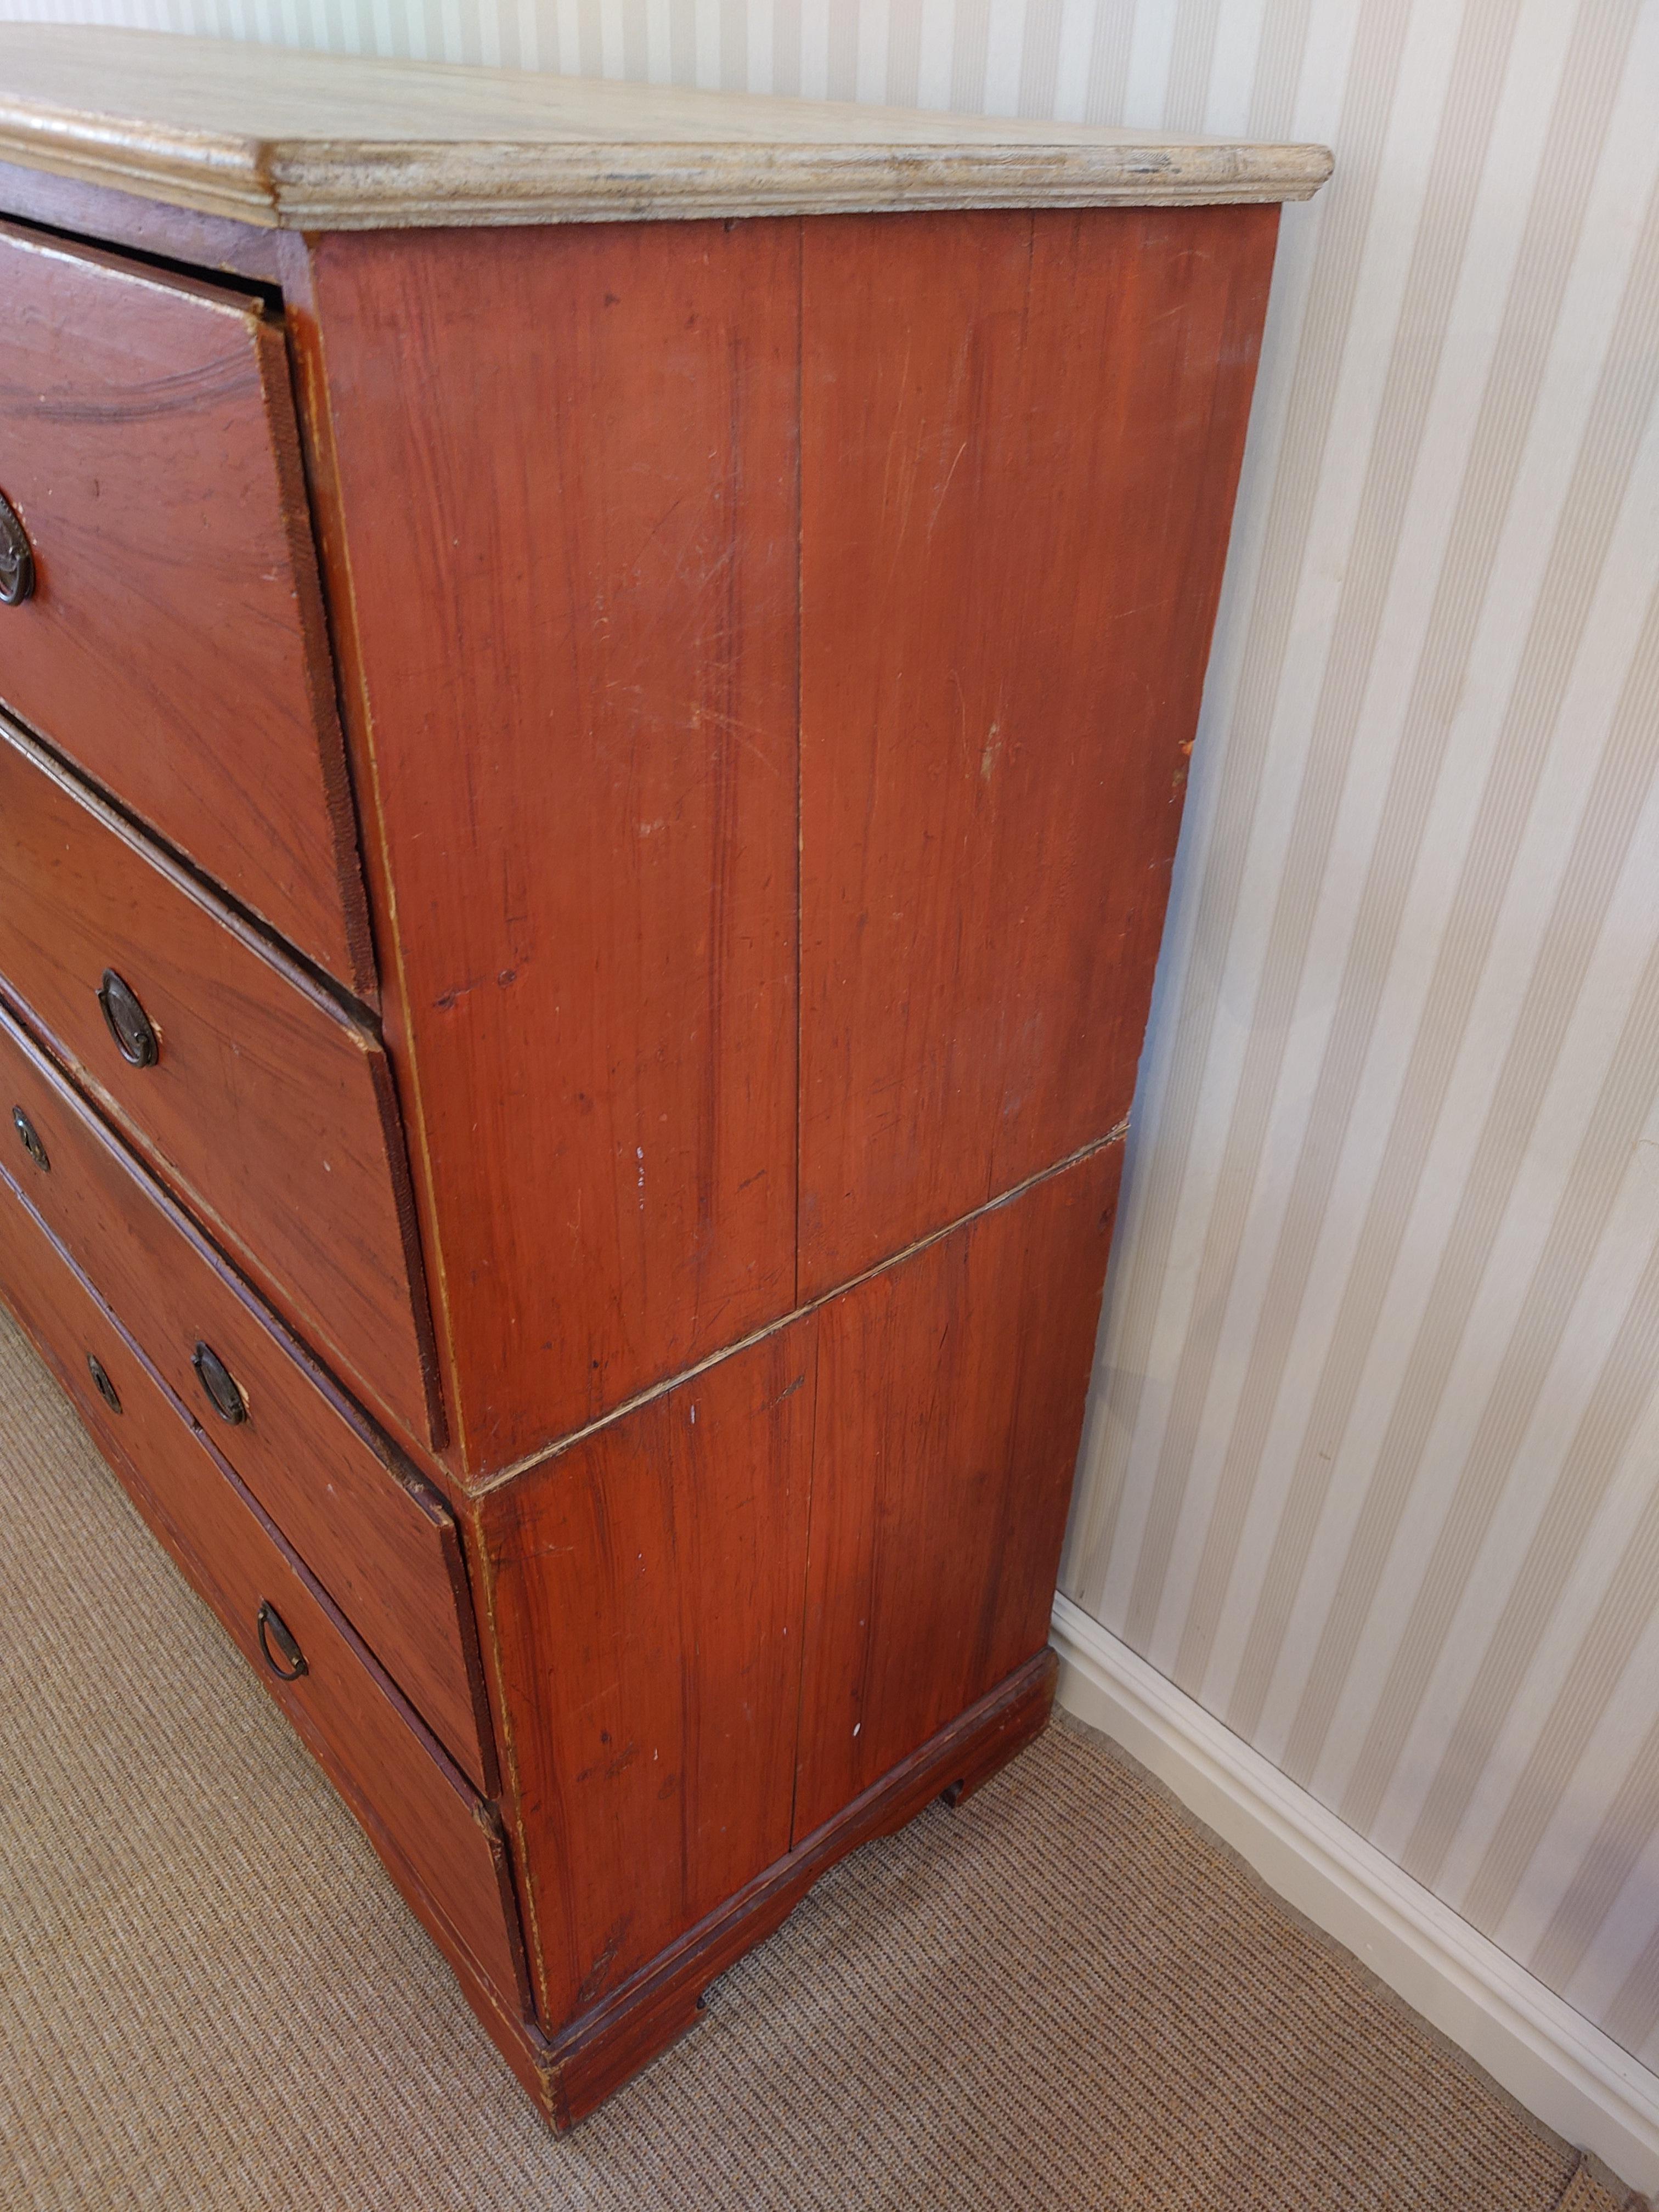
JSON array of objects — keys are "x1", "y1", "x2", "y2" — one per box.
[
  {"x1": 309, "y1": 221, "x2": 802, "y2": 1475},
  {"x1": 799, "y1": 204, "x2": 1278, "y2": 1294},
  {"x1": 478, "y1": 1318, "x2": 815, "y2": 2031},
  {"x1": 794, "y1": 1144, "x2": 1122, "y2": 1841}
]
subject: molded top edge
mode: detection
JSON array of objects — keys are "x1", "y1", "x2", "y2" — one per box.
[{"x1": 0, "y1": 26, "x2": 1334, "y2": 230}]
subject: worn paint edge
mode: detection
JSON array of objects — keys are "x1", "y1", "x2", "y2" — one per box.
[
  {"x1": 1049, "y1": 1594, "x2": 1659, "y2": 2197},
  {"x1": 0, "y1": 123, "x2": 1334, "y2": 230},
  {"x1": 471, "y1": 1121, "x2": 1130, "y2": 1498}
]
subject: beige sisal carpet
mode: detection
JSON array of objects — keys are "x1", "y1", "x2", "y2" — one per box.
[{"x1": 0, "y1": 1303, "x2": 1644, "y2": 2211}]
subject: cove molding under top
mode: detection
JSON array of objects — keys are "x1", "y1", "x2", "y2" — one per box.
[{"x1": 0, "y1": 26, "x2": 1333, "y2": 230}]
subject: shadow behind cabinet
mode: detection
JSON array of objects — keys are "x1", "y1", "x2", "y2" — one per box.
[{"x1": 0, "y1": 48, "x2": 1314, "y2": 2128}]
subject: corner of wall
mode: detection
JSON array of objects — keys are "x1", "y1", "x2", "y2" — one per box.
[{"x1": 1049, "y1": 1593, "x2": 1659, "y2": 2199}]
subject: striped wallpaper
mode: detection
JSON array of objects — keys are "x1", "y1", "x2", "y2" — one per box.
[
  {"x1": 7, "y1": 0, "x2": 1658, "y2": 2069},
  {"x1": 1059, "y1": 0, "x2": 1659, "y2": 2072}
]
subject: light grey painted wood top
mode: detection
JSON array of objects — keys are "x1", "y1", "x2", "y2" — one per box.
[{"x1": 0, "y1": 27, "x2": 1333, "y2": 231}]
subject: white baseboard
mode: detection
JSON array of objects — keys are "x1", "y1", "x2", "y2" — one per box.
[{"x1": 1049, "y1": 1593, "x2": 1659, "y2": 2197}]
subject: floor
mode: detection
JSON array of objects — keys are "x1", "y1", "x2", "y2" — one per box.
[{"x1": 0, "y1": 1304, "x2": 1641, "y2": 2210}]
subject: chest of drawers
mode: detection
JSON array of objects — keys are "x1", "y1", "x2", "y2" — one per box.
[{"x1": 0, "y1": 26, "x2": 1328, "y2": 2126}]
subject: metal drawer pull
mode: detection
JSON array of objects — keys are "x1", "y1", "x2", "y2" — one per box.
[
  {"x1": 256, "y1": 1600, "x2": 307, "y2": 1681},
  {"x1": 0, "y1": 490, "x2": 34, "y2": 606},
  {"x1": 11, "y1": 1107, "x2": 48, "y2": 1172},
  {"x1": 97, "y1": 970, "x2": 160, "y2": 1068},
  {"x1": 86, "y1": 1352, "x2": 121, "y2": 1415},
  {"x1": 192, "y1": 1341, "x2": 247, "y2": 1425}
]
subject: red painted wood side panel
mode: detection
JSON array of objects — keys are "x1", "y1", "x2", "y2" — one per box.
[
  {"x1": 792, "y1": 1145, "x2": 1122, "y2": 1839},
  {"x1": 309, "y1": 221, "x2": 802, "y2": 1476},
  {"x1": 478, "y1": 1318, "x2": 814, "y2": 2031},
  {"x1": 798, "y1": 205, "x2": 1279, "y2": 1294}
]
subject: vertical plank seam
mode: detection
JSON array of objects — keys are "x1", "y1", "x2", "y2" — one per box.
[
  {"x1": 787, "y1": 1312, "x2": 821, "y2": 1852},
  {"x1": 794, "y1": 211, "x2": 805, "y2": 1317},
  {"x1": 789, "y1": 209, "x2": 815, "y2": 1853}
]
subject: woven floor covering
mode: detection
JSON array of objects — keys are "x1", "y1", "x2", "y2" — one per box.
[{"x1": 0, "y1": 1307, "x2": 1645, "y2": 2212}]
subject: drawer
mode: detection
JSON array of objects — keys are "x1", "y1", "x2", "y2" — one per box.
[
  {"x1": 0, "y1": 221, "x2": 371, "y2": 994},
  {"x1": 0, "y1": 1174, "x2": 527, "y2": 2019},
  {"x1": 0, "y1": 714, "x2": 441, "y2": 1451},
  {"x1": 0, "y1": 997, "x2": 492, "y2": 1793}
]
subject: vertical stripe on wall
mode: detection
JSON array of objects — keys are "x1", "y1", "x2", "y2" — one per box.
[
  {"x1": 1063, "y1": 0, "x2": 1659, "y2": 2066},
  {"x1": 4, "y1": 0, "x2": 1659, "y2": 2068}
]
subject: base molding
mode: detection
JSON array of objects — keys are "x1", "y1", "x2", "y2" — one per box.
[
  {"x1": 477, "y1": 1647, "x2": 1058, "y2": 2128},
  {"x1": 1049, "y1": 1593, "x2": 1659, "y2": 2197}
]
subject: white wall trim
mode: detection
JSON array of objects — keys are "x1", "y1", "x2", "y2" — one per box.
[{"x1": 1050, "y1": 1594, "x2": 1659, "y2": 2197}]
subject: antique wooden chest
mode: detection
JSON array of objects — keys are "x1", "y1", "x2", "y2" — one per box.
[{"x1": 0, "y1": 26, "x2": 1327, "y2": 2124}]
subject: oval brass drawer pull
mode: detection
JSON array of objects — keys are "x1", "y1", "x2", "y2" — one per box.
[
  {"x1": 192, "y1": 1341, "x2": 247, "y2": 1426},
  {"x1": 97, "y1": 970, "x2": 160, "y2": 1068},
  {"x1": 256, "y1": 1599, "x2": 307, "y2": 1682},
  {"x1": 12, "y1": 1106, "x2": 48, "y2": 1172},
  {"x1": 0, "y1": 490, "x2": 34, "y2": 606}
]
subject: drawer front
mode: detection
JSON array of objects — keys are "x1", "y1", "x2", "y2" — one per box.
[
  {"x1": 0, "y1": 715, "x2": 441, "y2": 1449},
  {"x1": 0, "y1": 998, "x2": 491, "y2": 1792},
  {"x1": 0, "y1": 222, "x2": 370, "y2": 994},
  {"x1": 0, "y1": 1176, "x2": 527, "y2": 2016}
]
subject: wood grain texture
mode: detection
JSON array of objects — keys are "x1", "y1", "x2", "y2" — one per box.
[
  {"x1": 0, "y1": 221, "x2": 370, "y2": 992},
  {"x1": 0, "y1": 998, "x2": 492, "y2": 1790},
  {"x1": 798, "y1": 205, "x2": 1278, "y2": 1295},
  {"x1": 0, "y1": 715, "x2": 439, "y2": 1449},
  {"x1": 310, "y1": 219, "x2": 800, "y2": 1475},
  {"x1": 477, "y1": 1318, "x2": 815, "y2": 2032},
  {"x1": 540, "y1": 1647, "x2": 1057, "y2": 2129},
  {"x1": 300, "y1": 1644, "x2": 1058, "y2": 2132},
  {"x1": 793, "y1": 1146, "x2": 1121, "y2": 1839},
  {"x1": 0, "y1": 29, "x2": 1331, "y2": 230},
  {"x1": 0, "y1": 1175, "x2": 526, "y2": 2012}
]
